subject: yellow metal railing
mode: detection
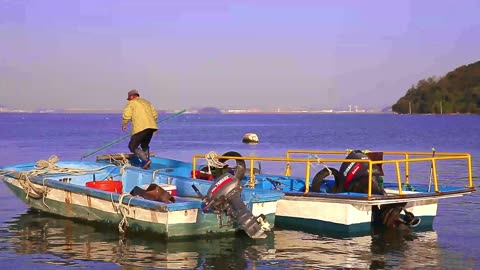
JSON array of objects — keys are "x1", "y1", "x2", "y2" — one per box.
[
  {"x1": 192, "y1": 154, "x2": 329, "y2": 190},
  {"x1": 286, "y1": 150, "x2": 472, "y2": 185},
  {"x1": 191, "y1": 150, "x2": 474, "y2": 197}
]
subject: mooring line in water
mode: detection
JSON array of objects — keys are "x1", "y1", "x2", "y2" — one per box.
[
  {"x1": 115, "y1": 193, "x2": 135, "y2": 235},
  {"x1": 39, "y1": 177, "x2": 51, "y2": 210},
  {"x1": 80, "y1": 109, "x2": 187, "y2": 160}
]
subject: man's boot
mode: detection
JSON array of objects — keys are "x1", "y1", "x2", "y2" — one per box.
[
  {"x1": 143, "y1": 148, "x2": 150, "y2": 159},
  {"x1": 134, "y1": 149, "x2": 151, "y2": 169},
  {"x1": 142, "y1": 148, "x2": 151, "y2": 169}
]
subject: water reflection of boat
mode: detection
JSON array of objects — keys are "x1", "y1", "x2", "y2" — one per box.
[
  {"x1": 270, "y1": 228, "x2": 442, "y2": 269},
  {"x1": 2, "y1": 210, "x2": 448, "y2": 269},
  {"x1": 2, "y1": 210, "x2": 276, "y2": 269}
]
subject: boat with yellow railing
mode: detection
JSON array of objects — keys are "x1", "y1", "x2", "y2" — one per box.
[
  {"x1": 92, "y1": 149, "x2": 474, "y2": 236},
  {"x1": 172, "y1": 149, "x2": 475, "y2": 235}
]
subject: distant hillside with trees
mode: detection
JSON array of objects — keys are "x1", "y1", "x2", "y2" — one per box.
[
  {"x1": 392, "y1": 61, "x2": 480, "y2": 114},
  {"x1": 197, "y1": 107, "x2": 222, "y2": 114}
]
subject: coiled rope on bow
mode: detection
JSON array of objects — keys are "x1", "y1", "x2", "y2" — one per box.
[
  {"x1": 17, "y1": 172, "x2": 50, "y2": 206},
  {"x1": 204, "y1": 151, "x2": 227, "y2": 174}
]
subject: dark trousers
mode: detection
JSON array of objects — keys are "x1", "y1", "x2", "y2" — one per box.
[{"x1": 128, "y1": 128, "x2": 157, "y2": 153}]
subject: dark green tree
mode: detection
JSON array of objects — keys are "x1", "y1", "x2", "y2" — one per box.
[{"x1": 392, "y1": 61, "x2": 480, "y2": 114}]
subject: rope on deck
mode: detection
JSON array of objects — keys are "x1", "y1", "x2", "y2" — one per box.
[
  {"x1": 309, "y1": 154, "x2": 333, "y2": 175},
  {"x1": 104, "y1": 153, "x2": 132, "y2": 174},
  {"x1": 1, "y1": 155, "x2": 119, "y2": 207},
  {"x1": 32, "y1": 155, "x2": 117, "y2": 176}
]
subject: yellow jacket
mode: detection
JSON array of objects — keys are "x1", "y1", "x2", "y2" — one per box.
[{"x1": 122, "y1": 97, "x2": 158, "y2": 135}]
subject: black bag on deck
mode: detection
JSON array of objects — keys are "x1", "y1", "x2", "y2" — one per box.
[{"x1": 130, "y1": 183, "x2": 175, "y2": 203}]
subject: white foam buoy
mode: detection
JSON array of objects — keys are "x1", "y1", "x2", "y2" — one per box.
[{"x1": 242, "y1": 133, "x2": 259, "y2": 144}]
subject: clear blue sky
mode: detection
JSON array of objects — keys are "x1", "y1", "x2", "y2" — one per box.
[{"x1": 1, "y1": 0, "x2": 479, "y2": 111}]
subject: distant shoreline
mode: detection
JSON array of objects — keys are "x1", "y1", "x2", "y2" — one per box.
[
  {"x1": 2, "y1": 109, "x2": 475, "y2": 115},
  {"x1": 0, "y1": 107, "x2": 390, "y2": 114},
  {"x1": 1, "y1": 110, "x2": 454, "y2": 115},
  {"x1": 1, "y1": 111, "x2": 473, "y2": 115},
  {"x1": 2, "y1": 108, "x2": 474, "y2": 115}
]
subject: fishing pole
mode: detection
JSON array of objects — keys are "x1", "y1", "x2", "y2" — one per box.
[{"x1": 81, "y1": 109, "x2": 187, "y2": 159}]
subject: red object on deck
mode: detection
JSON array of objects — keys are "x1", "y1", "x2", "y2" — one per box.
[
  {"x1": 86, "y1": 180, "x2": 123, "y2": 194},
  {"x1": 158, "y1": 184, "x2": 177, "y2": 196},
  {"x1": 190, "y1": 170, "x2": 214, "y2": 181}
]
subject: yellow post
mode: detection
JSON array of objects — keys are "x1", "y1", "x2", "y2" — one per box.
[
  {"x1": 395, "y1": 161, "x2": 403, "y2": 195},
  {"x1": 249, "y1": 159, "x2": 255, "y2": 188},
  {"x1": 368, "y1": 161, "x2": 372, "y2": 197},
  {"x1": 192, "y1": 157, "x2": 197, "y2": 179},
  {"x1": 432, "y1": 159, "x2": 439, "y2": 192},
  {"x1": 405, "y1": 153, "x2": 410, "y2": 184},
  {"x1": 285, "y1": 151, "x2": 291, "y2": 176},
  {"x1": 467, "y1": 154, "x2": 474, "y2": 188},
  {"x1": 304, "y1": 160, "x2": 311, "y2": 194}
]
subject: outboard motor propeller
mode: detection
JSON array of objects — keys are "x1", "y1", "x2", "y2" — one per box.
[
  {"x1": 202, "y1": 173, "x2": 271, "y2": 239},
  {"x1": 402, "y1": 209, "x2": 421, "y2": 227}
]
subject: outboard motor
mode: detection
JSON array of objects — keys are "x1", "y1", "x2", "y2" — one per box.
[
  {"x1": 338, "y1": 150, "x2": 385, "y2": 195},
  {"x1": 340, "y1": 150, "x2": 421, "y2": 229},
  {"x1": 339, "y1": 150, "x2": 371, "y2": 190},
  {"x1": 202, "y1": 173, "x2": 271, "y2": 239}
]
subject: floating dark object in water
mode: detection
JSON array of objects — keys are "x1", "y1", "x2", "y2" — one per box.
[{"x1": 242, "y1": 133, "x2": 259, "y2": 144}]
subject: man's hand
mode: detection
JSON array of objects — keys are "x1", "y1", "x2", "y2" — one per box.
[{"x1": 122, "y1": 125, "x2": 127, "y2": 132}]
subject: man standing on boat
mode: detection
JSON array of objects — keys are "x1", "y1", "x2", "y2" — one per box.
[{"x1": 122, "y1": 89, "x2": 158, "y2": 169}]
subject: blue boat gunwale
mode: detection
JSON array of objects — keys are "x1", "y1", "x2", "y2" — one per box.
[
  {"x1": 1, "y1": 171, "x2": 204, "y2": 212},
  {"x1": 282, "y1": 187, "x2": 475, "y2": 200},
  {"x1": 250, "y1": 176, "x2": 476, "y2": 198},
  {"x1": 120, "y1": 159, "x2": 285, "y2": 202},
  {"x1": 95, "y1": 155, "x2": 284, "y2": 201},
  {"x1": 160, "y1": 171, "x2": 285, "y2": 202}
]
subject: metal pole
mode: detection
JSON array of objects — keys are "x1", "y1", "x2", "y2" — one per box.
[{"x1": 81, "y1": 109, "x2": 187, "y2": 159}]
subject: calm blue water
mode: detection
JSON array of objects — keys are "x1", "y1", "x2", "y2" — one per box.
[{"x1": 0, "y1": 113, "x2": 479, "y2": 269}]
